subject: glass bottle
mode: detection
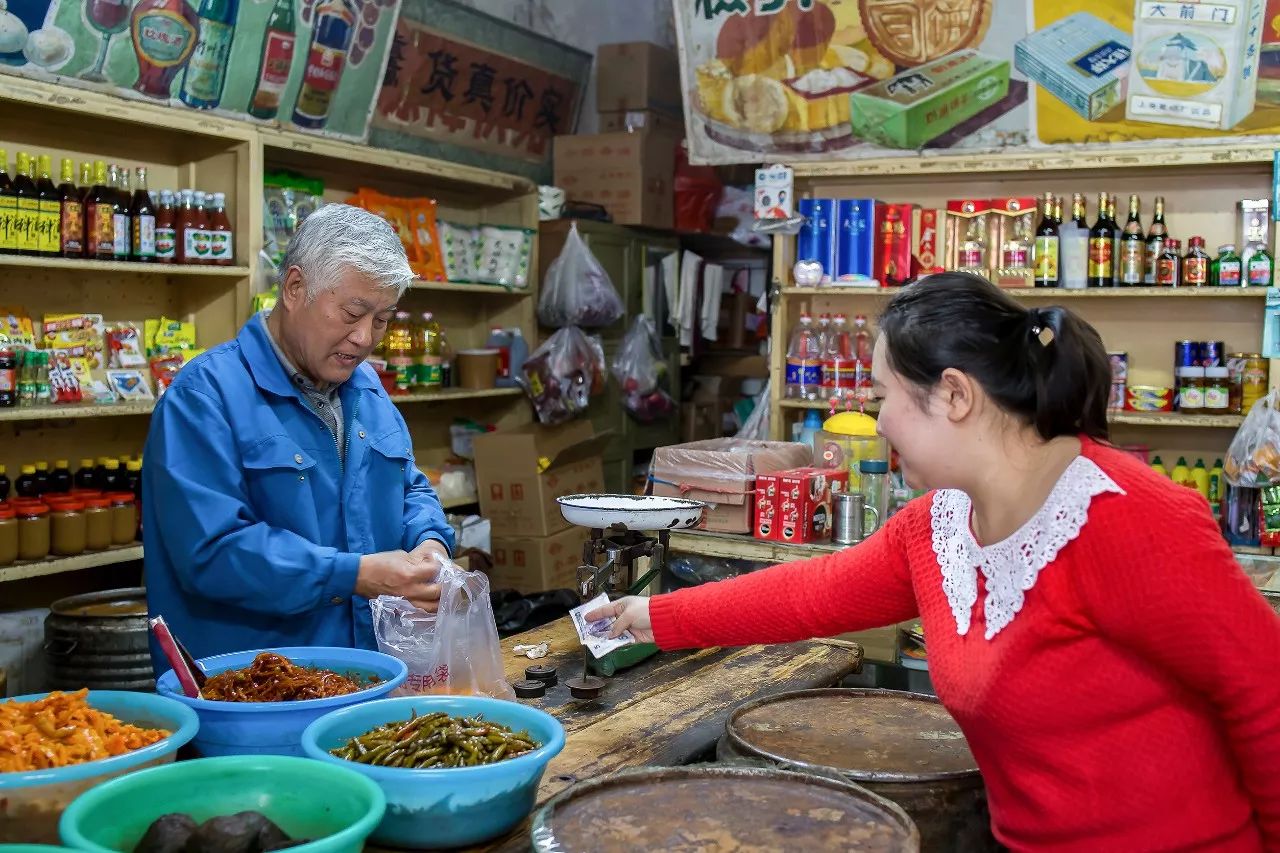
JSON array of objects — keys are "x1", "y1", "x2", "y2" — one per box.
[
  {"x1": 1033, "y1": 190, "x2": 1059, "y2": 288},
  {"x1": 1247, "y1": 245, "x2": 1274, "y2": 286},
  {"x1": 1087, "y1": 191, "x2": 1114, "y2": 287},
  {"x1": 35, "y1": 155, "x2": 60, "y2": 257},
  {"x1": 858, "y1": 458, "x2": 890, "y2": 535},
  {"x1": 12, "y1": 152, "x2": 38, "y2": 256},
  {"x1": 207, "y1": 191, "x2": 232, "y2": 265},
  {"x1": 248, "y1": 0, "x2": 296, "y2": 120},
  {"x1": 0, "y1": 148, "x2": 14, "y2": 255},
  {"x1": 1157, "y1": 238, "x2": 1182, "y2": 287},
  {"x1": 109, "y1": 165, "x2": 131, "y2": 261},
  {"x1": 155, "y1": 189, "x2": 177, "y2": 263},
  {"x1": 57, "y1": 158, "x2": 84, "y2": 258},
  {"x1": 131, "y1": 167, "x2": 157, "y2": 261},
  {"x1": 86, "y1": 161, "x2": 115, "y2": 260},
  {"x1": 75, "y1": 457, "x2": 98, "y2": 490},
  {"x1": 1144, "y1": 196, "x2": 1167, "y2": 284},
  {"x1": 1183, "y1": 236, "x2": 1210, "y2": 286},
  {"x1": 1214, "y1": 244, "x2": 1242, "y2": 287},
  {"x1": 1117, "y1": 194, "x2": 1144, "y2": 287}
]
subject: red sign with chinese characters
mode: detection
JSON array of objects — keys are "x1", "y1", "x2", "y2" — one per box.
[{"x1": 373, "y1": 17, "x2": 584, "y2": 165}]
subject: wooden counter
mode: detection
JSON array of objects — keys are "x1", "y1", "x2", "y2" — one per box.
[{"x1": 470, "y1": 615, "x2": 864, "y2": 851}]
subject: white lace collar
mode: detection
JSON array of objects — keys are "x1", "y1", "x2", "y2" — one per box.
[{"x1": 930, "y1": 456, "x2": 1124, "y2": 640}]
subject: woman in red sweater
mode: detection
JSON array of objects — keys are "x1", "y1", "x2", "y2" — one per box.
[{"x1": 592, "y1": 273, "x2": 1280, "y2": 852}]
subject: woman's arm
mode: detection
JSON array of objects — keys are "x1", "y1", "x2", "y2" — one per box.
[
  {"x1": 646, "y1": 500, "x2": 922, "y2": 650},
  {"x1": 1074, "y1": 492, "x2": 1280, "y2": 843}
]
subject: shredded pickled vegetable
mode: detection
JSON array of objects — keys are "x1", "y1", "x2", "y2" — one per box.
[
  {"x1": 0, "y1": 689, "x2": 170, "y2": 773},
  {"x1": 198, "y1": 652, "x2": 372, "y2": 702}
]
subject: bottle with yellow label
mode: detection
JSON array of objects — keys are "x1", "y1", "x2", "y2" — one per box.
[
  {"x1": 0, "y1": 148, "x2": 15, "y2": 254},
  {"x1": 35, "y1": 155, "x2": 61, "y2": 257},
  {"x1": 12, "y1": 152, "x2": 39, "y2": 256},
  {"x1": 1171, "y1": 456, "x2": 1192, "y2": 488},
  {"x1": 1190, "y1": 459, "x2": 1210, "y2": 500}
]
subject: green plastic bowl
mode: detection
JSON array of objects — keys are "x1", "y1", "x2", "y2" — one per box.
[{"x1": 57, "y1": 755, "x2": 385, "y2": 853}]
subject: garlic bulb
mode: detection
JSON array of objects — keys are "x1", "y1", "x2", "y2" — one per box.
[{"x1": 0, "y1": 0, "x2": 30, "y2": 55}]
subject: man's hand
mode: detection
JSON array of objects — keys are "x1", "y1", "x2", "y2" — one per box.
[
  {"x1": 355, "y1": 549, "x2": 441, "y2": 612},
  {"x1": 409, "y1": 537, "x2": 449, "y2": 568}
]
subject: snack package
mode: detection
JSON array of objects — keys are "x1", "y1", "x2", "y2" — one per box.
[
  {"x1": 438, "y1": 221, "x2": 479, "y2": 282},
  {"x1": 106, "y1": 369, "x2": 154, "y2": 401},
  {"x1": 107, "y1": 323, "x2": 146, "y2": 368},
  {"x1": 47, "y1": 350, "x2": 83, "y2": 404},
  {"x1": 350, "y1": 188, "x2": 416, "y2": 258},
  {"x1": 0, "y1": 311, "x2": 36, "y2": 351},
  {"x1": 408, "y1": 200, "x2": 447, "y2": 282},
  {"x1": 150, "y1": 354, "x2": 184, "y2": 397},
  {"x1": 42, "y1": 313, "x2": 105, "y2": 368},
  {"x1": 475, "y1": 225, "x2": 534, "y2": 289},
  {"x1": 263, "y1": 172, "x2": 325, "y2": 266},
  {"x1": 146, "y1": 317, "x2": 197, "y2": 356}
]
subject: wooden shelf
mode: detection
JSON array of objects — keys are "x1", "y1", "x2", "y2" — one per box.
[
  {"x1": 789, "y1": 141, "x2": 1277, "y2": 179},
  {"x1": 0, "y1": 545, "x2": 143, "y2": 584},
  {"x1": 778, "y1": 398, "x2": 880, "y2": 412},
  {"x1": 669, "y1": 529, "x2": 842, "y2": 563},
  {"x1": 782, "y1": 286, "x2": 1270, "y2": 299},
  {"x1": 407, "y1": 281, "x2": 532, "y2": 296},
  {"x1": 0, "y1": 401, "x2": 156, "y2": 423},
  {"x1": 1107, "y1": 411, "x2": 1244, "y2": 429},
  {"x1": 1232, "y1": 545, "x2": 1275, "y2": 557},
  {"x1": 390, "y1": 387, "x2": 523, "y2": 405},
  {"x1": 0, "y1": 254, "x2": 250, "y2": 276}
]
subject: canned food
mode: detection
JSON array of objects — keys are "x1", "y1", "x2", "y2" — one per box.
[
  {"x1": 1126, "y1": 385, "x2": 1175, "y2": 413},
  {"x1": 1242, "y1": 354, "x2": 1269, "y2": 413},
  {"x1": 1228, "y1": 352, "x2": 1249, "y2": 414},
  {"x1": 1174, "y1": 340, "x2": 1199, "y2": 369},
  {"x1": 1200, "y1": 341, "x2": 1224, "y2": 367}
]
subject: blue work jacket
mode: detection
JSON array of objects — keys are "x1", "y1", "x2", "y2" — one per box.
[{"x1": 143, "y1": 313, "x2": 453, "y2": 673}]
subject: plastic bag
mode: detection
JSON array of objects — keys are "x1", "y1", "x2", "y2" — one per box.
[
  {"x1": 537, "y1": 222, "x2": 624, "y2": 328},
  {"x1": 370, "y1": 560, "x2": 514, "y2": 700},
  {"x1": 518, "y1": 326, "x2": 606, "y2": 425},
  {"x1": 1226, "y1": 388, "x2": 1280, "y2": 487},
  {"x1": 611, "y1": 316, "x2": 676, "y2": 424}
]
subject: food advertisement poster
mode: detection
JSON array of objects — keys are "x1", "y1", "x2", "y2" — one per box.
[
  {"x1": 0, "y1": 0, "x2": 401, "y2": 140},
  {"x1": 675, "y1": 0, "x2": 1280, "y2": 164},
  {"x1": 369, "y1": 0, "x2": 591, "y2": 184}
]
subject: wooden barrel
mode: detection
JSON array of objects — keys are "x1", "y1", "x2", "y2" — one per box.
[
  {"x1": 44, "y1": 588, "x2": 153, "y2": 692},
  {"x1": 531, "y1": 765, "x2": 920, "y2": 852},
  {"x1": 719, "y1": 688, "x2": 997, "y2": 853}
]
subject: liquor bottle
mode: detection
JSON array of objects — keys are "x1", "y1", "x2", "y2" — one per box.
[
  {"x1": 1183, "y1": 236, "x2": 1210, "y2": 286},
  {"x1": 247, "y1": 0, "x2": 296, "y2": 120},
  {"x1": 109, "y1": 165, "x2": 131, "y2": 261},
  {"x1": 131, "y1": 167, "x2": 157, "y2": 261},
  {"x1": 131, "y1": 0, "x2": 200, "y2": 99},
  {"x1": 155, "y1": 189, "x2": 177, "y2": 263},
  {"x1": 1033, "y1": 191, "x2": 1059, "y2": 288},
  {"x1": 1071, "y1": 193, "x2": 1088, "y2": 229},
  {"x1": 35, "y1": 155, "x2": 61, "y2": 257},
  {"x1": 1087, "y1": 191, "x2": 1114, "y2": 287},
  {"x1": 86, "y1": 161, "x2": 115, "y2": 260},
  {"x1": 1107, "y1": 195, "x2": 1122, "y2": 286},
  {"x1": 57, "y1": 158, "x2": 84, "y2": 258},
  {"x1": 1144, "y1": 196, "x2": 1167, "y2": 285},
  {"x1": 0, "y1": 149, "x2": 14, "y2": 254},
  {"x1": 1051, "y1": 196, "x2": 1063, "y2": 226},
  {"x1": 1117, "y1": 194, "x2": 1144, "y2": 287},
  {"x1": 12, "y1": 153, "x2": 38, "y2": 256},
  {"x1": 292, "y1": 0, "x2": 356, "y2": 130},
  {"x1": 1247, "y1": 246, "x2": 1274, "y2": 286},
  {"x1": 180, "y1": 0, "x2": 239, "y2": 109},
  {"x1": 1157, "y1": 238, "x2": 1182, "y2": 286}
]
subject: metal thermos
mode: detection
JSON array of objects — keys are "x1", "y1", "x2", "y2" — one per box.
[{"x1": 832, "y1": 492, "x2": 865, "y2": 545}]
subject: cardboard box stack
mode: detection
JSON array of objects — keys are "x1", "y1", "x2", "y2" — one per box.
[
  {"x1": 472, "y1": 421, "x2": 609, "y2": 594},
  {"x1": 650, "y1": 439, "x2": 812, "y2": 534},
  {"x1": 553, "y1": 42, "x2": 684, "y2": 230}
]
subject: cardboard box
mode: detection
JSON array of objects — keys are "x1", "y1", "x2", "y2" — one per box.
[
  {"x1": 554, "y1": 132, "x2": 677, "y2": 229},
  {"x1": 596, "y1": 42, "x2": 683, "y2": 116},
  {"x1": 777, "y1": 467, "x2": 849, "y2": 544},
  {"x1": 486, "y1": 526, "x2": 589, "y2": 594},
  {"x1": 651, "y1": 439, "x2": 812, "y2": 534},
  {"x1": 599, "y1": 109, "x2": 685, "y2": 136},
  {"x1": 754, "y1": 473, "x2": 781, "y2": 541},
  {"x1": 472, "y1": 421, "x2": 610, "y2": 538},
  {"x1": 1015, "y1": 12, "x2": 1131, "y2": 121}
]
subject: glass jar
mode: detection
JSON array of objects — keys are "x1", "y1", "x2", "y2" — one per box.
[
  {"x1": 858, "y1": 458, "x2": 891, "y2": 535},
  {"x1": 107, "y1": 492, "x2": 137, "y2": 546},
  {"x1": 1177, "y1": 367, "x2": 1206, "y2": 413},
  {"x1": 0, "y1": 504, "x2": 17, "y2": 566},
  {"x1": 46, "y1": 497, "x2": 87, "y2": 557},
  {"x1": 16, "y1": 502, "x2": 50, "y2": 561},
  {"x1": 1204, "y1": 367, "x2": 1230, "y2": 412},
  {"x1": 83, "y1": 496, "x2": 112, "y2": 551}
]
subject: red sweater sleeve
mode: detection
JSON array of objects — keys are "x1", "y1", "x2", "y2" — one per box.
[
  {"x1": 650, "y1": 500, "x2": 923, "y2": 650},
  {"x1": 1073, "y1": 488, "x2": 1280, "y2": 844}
]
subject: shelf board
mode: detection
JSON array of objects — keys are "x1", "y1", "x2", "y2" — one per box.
[
  {"x1": 1107, "y1": 411, "x2": 1244, "y2": 428},
  {"x1": 407, "y1": 281, "x2": 532, "y2": 296},
  {"x1": 0, "y1": 401, "x2": 156, "y2": 423},
  {"x1": 778, "y1": 398, "x2": 880, "y2": 413},
  {"x1": 0, "y1": 545, "x2": 143, "y2": 584},
  {"x1": 669, "y1": 529, "x2": 843, "y2": 564},
  {"x1": 390, "y1": 387, "x2": 523, "y2": 405},
  {"x1": 1233, "y1": 545, "x2": 1275, "y2": 556},
  {"x1": 0, "y1": 254, "x2": 250, "y2": 276},
  {"x1": 788, "y1": 140, "x2": 1277, "y2": 179},
  {"x1": 782, "y1": 286, "x2": 1270, "y2": 299}
]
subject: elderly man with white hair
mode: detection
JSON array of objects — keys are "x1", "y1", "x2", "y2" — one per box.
[{"x1": 143, "y1": 204, "x2": 453, "y2": 671}]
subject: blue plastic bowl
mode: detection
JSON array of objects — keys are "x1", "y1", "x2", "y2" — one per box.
[
  {"x1": 0, "y1": 691, "x2": 198, "y2": 845},
  {"x1": 301, "y1": 695, "x2": 566, "y2": 849},
  {"x1": 58, "y1": 755, "x2": 385, "y2": 853},
  {"x1": 155, "y1": 647, "x2": 406, "y2": 757}
]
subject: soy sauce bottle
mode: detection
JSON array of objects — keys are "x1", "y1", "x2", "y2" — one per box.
[
  {"x1": 33, "y1": 461, "x2": 50, "y2": 495},
  {"x1": 50, "y1": 459, "x2": 72, "y2": 494},
  {"x1": 101, "y1": 458, "x2": 123, "y2": 492},
  {"x1": 0, "y1": 464, "x2": 10, "y2": 502},
  {"x1": 15, "y1": 465, "x2": 37, "y2": 499},
  {"x1": 75, "y1": 457, "x2": 98, "y2": 490}
]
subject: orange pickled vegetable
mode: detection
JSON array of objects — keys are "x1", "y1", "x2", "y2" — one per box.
[{"x1": 0, "y1": 689, "x2": 170, "y2": 773}]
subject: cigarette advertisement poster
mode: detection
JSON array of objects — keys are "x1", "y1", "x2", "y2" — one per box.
[
  {"x1": 369, "y1": 0, "x2": 591, "y2": 184},
  {"x1": 0, "y1": 0, "x2": 400, "y2": 140},
  {"x1": 675, "y1": 0, "x2": 1280, "y2": 164}
]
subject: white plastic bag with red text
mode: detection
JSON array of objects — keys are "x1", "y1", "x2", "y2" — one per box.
[{"x1": 370, "y1": 560, "x2": 515, "y2": 700}]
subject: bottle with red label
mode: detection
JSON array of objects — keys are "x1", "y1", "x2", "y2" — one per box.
[
  {"x1": 57, "y1": 158, "x2": 83, "y2": 258},
  {"x1": 130, "y1": 0, "x2": 200, "y2": 99},
  {"x1": 1182, "y1": 236, "x2": 1210, "y2": 287},
  {"x1": 154, "y1": 190, "x2": 177, "y2": 263},
  {"x1": 207, "y1": 191, "x2": 233, "y2": 266},
  {"x1": 248, "y1": 0, "x2": 296, "y2": 120},
  {"x1": 1157, "y1": 238, "x2": 1182, "y2": 287},
  {"x1": 176, "y1": 189, "x2": 203, "y2": 264},
  {"x1": 292, "y1": 0, "x2": 356, "y2": 130}
]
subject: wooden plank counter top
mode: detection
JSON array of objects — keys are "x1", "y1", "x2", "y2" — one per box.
[{"x1": 460, "y1": 615, "x2": 863, "y2": 851}]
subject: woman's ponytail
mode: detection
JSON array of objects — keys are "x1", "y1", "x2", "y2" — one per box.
[{"x1": 1025, "y1": 305, "x2": 1110, "y2": 441}]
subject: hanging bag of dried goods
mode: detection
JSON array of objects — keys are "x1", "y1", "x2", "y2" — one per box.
[
  {"x1": 1225, "y1": 388, "x2": 1280, "y2": 487},
  {"x1": 517, "y1": 325, "x2": 606, "y2": 425},
  {"x1": 371, "y1": 560, "x2": 515, "y2": 700},
  {"x1": 611, "y1": 315, "x2": 676, "y2": 423},
  {"x1": 537, "y1": 221, "x2": 624, "y2": 328}
]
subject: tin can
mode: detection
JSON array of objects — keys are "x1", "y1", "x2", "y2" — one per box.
[
  {"x1": 1174, "y1": 340, "x2": 1199, "y2": 370},
  {"x1": 1242, "y1": 353, "x2": 1269, "y2": 413},
  {"x1": 1200, "y1": 341, "x2": 1224, "y2": 367},
  {"x1": 797, "y1": 199, "x2": 836, "y2": 282},
  {"x1": 1126, "y1": 385, "x2": 1175, "y2": 412},
  {"x1": 834, "y1": 199, "x2": 877, "y2": 284}
]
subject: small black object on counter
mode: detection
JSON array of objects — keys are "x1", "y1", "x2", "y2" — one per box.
[
  {"x1": 513, "y1": 679, "x2": 547, "y2": 698},
  {"x1": 526, "y1": 664, "x2": 557, "y2": 685}
]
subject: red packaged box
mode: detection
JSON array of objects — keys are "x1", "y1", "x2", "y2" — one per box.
[
  {"x1": 776, "y1": 467, "x2": 849, "y2": 544},
  {"x1": 915, "y1": 207, "x2": 945, "y2": 276},
  {"x1": 754, "y1": 473, "x2": 782, "y2": 541},
  {"x1": 876, "y1": 203, "x2": 916, "y2": 286}
]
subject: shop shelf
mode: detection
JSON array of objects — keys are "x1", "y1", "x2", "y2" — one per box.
[
  {"x1": 1107, "y1": 411, "x2": 1244, "y2": 428},
  {"x1": 407, "y1": 280, "x2": 532, "y2": 296},
  {"x1": 389, "y1": 387, "x2": 523, "y2": 405},
  {"x1": 0, "y1": 544, "x2": 143, "y2": 584},
  {"x1": 777, "y1": 399, "x2": 881, "y2": 412},
  {"x1": 782, "y1": 286, "x2": 1269, "y2": 299},
  {"x1": 0, "y1": 401, "x2": 157, "y2": 422},
  {"x1": 0, "y1": 255, "x2": 250, "y2": 276}
]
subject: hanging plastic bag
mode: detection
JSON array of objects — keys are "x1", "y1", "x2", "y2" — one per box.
[
  {"x1": 370, "y1": 560, "x2": 515, "y2": 700},
  {"x1": 611, "y1": 316, "x2": 676, "y2": 424},
  {"x1": 1226, "y1": 388, "x2": 1280, "y2": 487},
  {"x1": 538, "y1": 222, "x2": 624, "y2": 328},
  {"x1": 518, "y1": 326, "x2": 606, "y2": 425}
]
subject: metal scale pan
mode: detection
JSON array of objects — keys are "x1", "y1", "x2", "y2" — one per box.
[{"x1": 555, "y1": 494, "x2": 705, "y2": 532}]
